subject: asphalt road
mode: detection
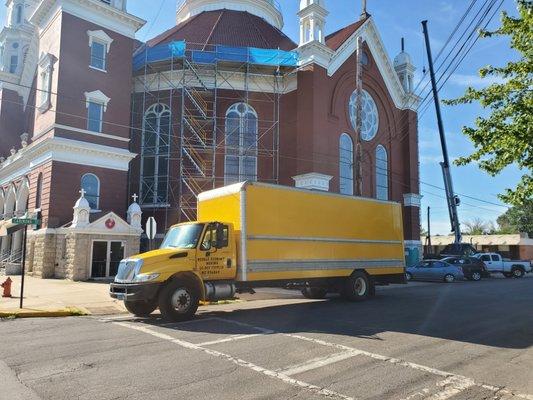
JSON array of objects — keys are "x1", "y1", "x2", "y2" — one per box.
[{"x1": 1, "y1": 276, "x2": 532, "y2": 400}]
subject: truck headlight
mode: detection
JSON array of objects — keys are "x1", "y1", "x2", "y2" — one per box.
[{"x1": 133, "y1": 273, "x2": 160, "y2": 283}]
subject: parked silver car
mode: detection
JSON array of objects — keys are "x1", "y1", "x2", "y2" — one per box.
[{"x1": 406, "y1": 260, "x2": 465, "y2": 283}]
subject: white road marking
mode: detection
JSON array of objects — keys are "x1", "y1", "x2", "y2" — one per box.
[
  {"x1": 197, "y1": 334, "x2": 263, "y2": 346},
  {"x1": 113, "y1": 321, "x2": 355, "y2": 400},
  {"x1": 213, "y1": 317, "x2": 533, "y2": 400},
  {"x1": 399, "y1": 388, "x2": 431, "y2": 400},
  {"x1": 277, "y1": 351, "x2": 360, "y2": 376},
  {"x1": 425, "y1": 376, "x2": 476, "y2": 400}
]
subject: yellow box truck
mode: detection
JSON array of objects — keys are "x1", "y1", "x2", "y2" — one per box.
[{"x1": 110, "y1": 182, "x2": 406, "y2": 321}]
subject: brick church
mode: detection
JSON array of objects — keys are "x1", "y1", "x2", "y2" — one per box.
[{"x1": 0, "y1": 0, "x2": 421, "y2": 280}]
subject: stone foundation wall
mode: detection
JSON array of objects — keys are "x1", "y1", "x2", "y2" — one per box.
[{"x1": 27, "y1": 231, "x2": 59, "y2": 279}]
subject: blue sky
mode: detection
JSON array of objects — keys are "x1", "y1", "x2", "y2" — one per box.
[{"x1": 2, "y1": 0, "x2": 523, "y2": 235}]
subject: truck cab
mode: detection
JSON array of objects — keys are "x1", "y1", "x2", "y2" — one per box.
[
  {"x1": 110, "y1": 222, "x2": 237, "y2": 320},
  {"x1": 475, "y1": 252, "x2": 532, "y2": 278}
]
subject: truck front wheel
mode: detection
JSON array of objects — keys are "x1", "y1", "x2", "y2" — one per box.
[
  {"x1": 124, "y1": 301, "x2": 158, "y2": 317},
  {"x1": 158, "y1": 279, "x2": 200, "y2": 322},
  {"x1": 342, "y1": 271, "x2": 371, "y2": 302}
]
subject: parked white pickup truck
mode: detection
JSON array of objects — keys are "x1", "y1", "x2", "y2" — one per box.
[{"x1": 474, "y1": 253, "x2": 532, "y2": 278}]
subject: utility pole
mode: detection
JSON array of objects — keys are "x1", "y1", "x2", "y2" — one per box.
[
  {"x1": 355, "y1": 35, "x2": 364, "y2": 196},
  {"x1": 422, "y1": 20, "x2": 462, "y2": 244},
  {"x1": 427, "y1": 206, "x2": 432, "y2": 249}
]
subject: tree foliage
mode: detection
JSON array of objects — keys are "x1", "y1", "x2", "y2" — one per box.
[
  {"x1": 445, "y1": 1, "x2": 532, "y2": 205},
  {"x1": 496, "y1": 200, "x2": 533, "y2": 236},
  {"x1": 463, "y1": 218, "x2": 491, "y2": 235}
]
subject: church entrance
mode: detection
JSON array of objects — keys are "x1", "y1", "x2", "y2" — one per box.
[{"x1": 90, "y1": 241, "x2": 125, "y2": 279}]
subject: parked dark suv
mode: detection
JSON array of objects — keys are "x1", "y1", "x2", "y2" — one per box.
[{"x1": 441, "y1": 257, "x2": 490, "y2": 281}]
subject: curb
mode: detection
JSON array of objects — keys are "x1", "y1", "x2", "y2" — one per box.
[{"x1": 0, "y1": 307, "x2": 90, "y2": 319}]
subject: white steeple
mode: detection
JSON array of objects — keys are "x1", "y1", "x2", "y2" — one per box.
[
  {"x1": 127, "y1": 193, "x2": 142, "y2": 229},
  {"x1": 177, "y1": 0, "x2": 284, "y2": 29},
  {"x1": 298, "y1": 0, "x2": 328, "y2": 46},
  {"x1": 72, "y1": 189, "x2": 91, "y2": 228},
  {"x1": 394, "y1": 38, "x2": 416, "y2": 94}
]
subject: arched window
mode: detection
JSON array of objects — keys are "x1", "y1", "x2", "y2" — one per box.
[
  {"x1": 339, "y1": 133, "x2": 354, "y2": 195},
  {"x1": 141, "y1": 103, "x2": 171, "y2": 205},
  {"x1": 224, "y1": 103, "x2": 258, "y2": 185},
  {"x1": 348, "y1": 89, "x2": 379, "y2": 141},
  {"x1": 35, "y1": 173, "x2": 43, "y2": 209},
  {"x1": 376, "y1": 145, "x2": 388, "y2": 200},
  {"x1": 81, "y1": 174, "x2": 100, "y2": 210},
  {"x1": 15, "y1": 4, "x2": 23, "y2": 24}
]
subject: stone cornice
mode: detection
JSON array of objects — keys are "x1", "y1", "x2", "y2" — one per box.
[
  {"x1": 297, "y1": 40, "x2": 334, "y2": 70},
  {"x1": 30, "y1": 0, "x2": 145, "y2": 38}
]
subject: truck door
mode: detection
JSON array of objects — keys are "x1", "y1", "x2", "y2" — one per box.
[
  {"x1": 197, "y1": 223, "x2": 236, "y2": 281},
  {"x1": 479, "y1": 254, "x2": 494, "y2": 271}
]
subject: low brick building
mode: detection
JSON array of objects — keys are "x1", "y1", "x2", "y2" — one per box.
[{"x1": 0, "y1": 0, "x2": 422, "y2": 280}]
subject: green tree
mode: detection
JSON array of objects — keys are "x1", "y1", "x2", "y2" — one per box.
[
  {"x1": 463, "y1": 218, "x2": 490, "y2": 235},
  {"x1": 496, "y1": 200, "x2": 533, "y2": 236},
  {"x1": 445, "y1": 0, "x2": 532, "y2": 205}
]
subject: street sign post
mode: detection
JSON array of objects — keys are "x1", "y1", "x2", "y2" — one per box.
[
  {"x1": 12, "y1": 217, "x2": 40, "y2": 309},
  {"x1": 146, "y1": 217, "x2": 157, "y2": 251}
]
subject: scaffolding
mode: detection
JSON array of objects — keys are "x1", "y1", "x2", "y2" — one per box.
[{"x1": 131, "y1": 41, "x2": 298, "y2": 229}]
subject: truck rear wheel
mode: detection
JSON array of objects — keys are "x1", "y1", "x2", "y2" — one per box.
[
  {"x1": 301, "y1": 287, "x2": 328, "y2": 299},
  {"x1": 512, "y1": 267, "x2": 525, "y2": 278},
  {"x1": 342, "y1": 271, "x2": 371, "y2": 302},
  {"x1": 158, "y1": 279, "x2": 199, "y2": 322},
  {"x1": 124, "y1": 301, "x2": 158, "y2": 317}
]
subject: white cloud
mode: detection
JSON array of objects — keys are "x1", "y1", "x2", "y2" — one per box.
[{"x1": 449, "y1": 73, "x2": 505, "y2": 87}]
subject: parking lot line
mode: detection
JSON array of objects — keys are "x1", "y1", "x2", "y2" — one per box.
[
  {"x1": 213, "y1": 317, "x2": 533, "y2": 400},
  {"x1": 276, "y1": 351, "x2": 361, "y2": 376},
  {"x1": 425, "y1": 376, "x2": 476, "y2": 400},
  {"x1": 113, "y1": 321, "x2": 355, "y2": 400},
  {"x1": 197, "y1": 333, "x2": 263, "y2": 346}
]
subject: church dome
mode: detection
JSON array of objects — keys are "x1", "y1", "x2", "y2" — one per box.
[
  {"x1": 177, "y1": 0, "x2": 284, "y2": 30},
  {"x1": 148, "y1": 8, "x2": 295, "y2": 50},
  {"x1": 394, "y1": 51, "x2": 412, "y2": 67}
]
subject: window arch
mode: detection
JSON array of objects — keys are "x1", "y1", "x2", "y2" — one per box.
[
  {"x1": 224, "y1": 103, "x2": 258, "y2": 185},
  {"x1": 35, "y1": 173, "x2": 43, "y2": 209},
  {"x1": 348, "y1": 89, "x2": 379, "y2": 141},
  {"x1": 140, "y1": 103, "x2": 171, "y2": 205},
  {"x1": 375, "y1": 145, "x2": 388, "y2": 200},
  {"x1": 339, "y1": 133, "x2": 354, "y2": 195},
  {"x1": 81, "y1": 174, "x2": 100, "y2": 210}
]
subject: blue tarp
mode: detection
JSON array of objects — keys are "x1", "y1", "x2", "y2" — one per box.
[{"x1": 133, "y1": 40, "x2": 298, "y2": 71}]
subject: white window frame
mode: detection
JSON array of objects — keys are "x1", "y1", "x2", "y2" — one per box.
[
  {"x1": 38, "y1": 53, "x2": 55, "y2": 113},
  {"x1": 140, "y1": 103, "x2": 171, "y2": 206},
  {"x1": 375, "y1": 144, "x2": 389, "y2": 200},
  {"x1": 81, "y1": 173, "x2": 101, "y2": 211},
  {"x1": 339, "y1": 133, "x2": 354, "y2": 196},
  {"x1": 224, "y1": 103, "x2": 258, "y2": 185},
  {"x1": 9, "y1": 54, "x2": 18, "y2": 74},
  {"x1": 349, "y1": 89, "x2": 380, "y2": 142},
  {"x1": 84, "y1": 90, "x2": 110, "y2": 133},
  {"x1": 87, "y1": 30, "x2": 113, "y2": 72}
]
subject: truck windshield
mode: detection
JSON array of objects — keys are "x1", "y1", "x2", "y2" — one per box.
[{"x1": 160, "y1": 224, "x2": 205, "y2": 249}]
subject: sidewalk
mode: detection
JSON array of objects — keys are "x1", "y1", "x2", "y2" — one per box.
[{"x1": 0, "y1": 275, "x2": 127, "y2": 317}]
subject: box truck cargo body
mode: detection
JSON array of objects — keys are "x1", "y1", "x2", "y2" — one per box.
[{"x1": 110, "y1": 182, "x2": 407, "y2": 321}]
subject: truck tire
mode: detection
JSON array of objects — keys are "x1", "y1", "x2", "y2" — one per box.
[
  {"x1": 158, "y1": 279, "x2": 200, "y2": 322},
  {"x1": 511, "y1": 267, "x2": 525, "y2": 278},
  {"x1": 301, "y1": 287, "x2": 328, "y2": 299},
  {"x1": 342, "y1": 271, "x2": 371, "y2": 302},
  {"x1": 124, "y1": 301, "x2": 158, "y2": 317}
]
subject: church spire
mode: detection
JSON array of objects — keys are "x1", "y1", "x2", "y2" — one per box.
[
  {"x1": 360, "y1": 0, "x2": 370, "y2": 19},
  {"x1": 298, "y1": 0, "x2": 329, "y2": 46}
]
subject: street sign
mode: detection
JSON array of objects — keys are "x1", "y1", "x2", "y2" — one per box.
[
  {"x1": 13, "y1": 218, "x2": 40, "y2": 225},
  {"x1": 146, "y1": 217, "x2": 157, "y2": 240}
]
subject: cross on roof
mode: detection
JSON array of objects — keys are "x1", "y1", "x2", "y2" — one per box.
[
  {"x1": 132, "y1": 193, "x2": 139, "y2": 203},
  {"x1": 79, "y1": 188, "x2": 86, "y2": 198}
]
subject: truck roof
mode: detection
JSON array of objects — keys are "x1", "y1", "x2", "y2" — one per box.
[{"x1": 198, "y1": 181, "x2": 401, "y2": 206}]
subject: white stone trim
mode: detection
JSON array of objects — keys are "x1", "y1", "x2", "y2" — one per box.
[
  {"x1": 292, "y1": 173, "x2": 333, "y2": 192},
  {"x1": 403, "y1": 193, "x2": 422, "y2": 208},
  {"x1": 54, "y1": 123, "x2": 130, "y2": 142},
  {"x1": 297, "y1": 40, "x2": 334, "y2": 70},
  {"x1": 177, "y1": 0, "x2": 284, "y2": 29},
  {"x1": 30, "y1": 0, "x2": 145, "y2": 39},
  {"x1": 87, "y1": 29, "x2": 113, "y2": 52},
  {"x1": 84, "y1": 89, "x2": 110, "y2": 111},
  {"x1": 0, "y1": 136, "x2": 136, "y2": 185},
  {"x1": 37, "y1": 52, "x2": 55, "y2": 113}
]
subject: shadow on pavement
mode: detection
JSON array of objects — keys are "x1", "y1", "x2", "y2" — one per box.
[{"x1": 139, "y1": 277, "x2": 533, "y2": 350}]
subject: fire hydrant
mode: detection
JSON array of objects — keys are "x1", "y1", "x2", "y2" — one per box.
[{"x1": 1, "y1": 277, "x2": 12, "y2": 298}]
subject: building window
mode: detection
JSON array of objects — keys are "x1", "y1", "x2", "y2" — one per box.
[
  {"x1": 9, "y1": 55, "x2": 18, "y2": 73},
  {"x1": 35, "y1": 173, "x2": 43, "y2": 209},
  {"x1": 38, "y1": 53, "x2": 55, "y2": 112},
  {"x1": 349, "y1": 89, "x2": 379, "y2": 141},
  {"x1": 140, "y1": 103, "x2": 171, "y2": 205},
  {"x1": 87, "y1": 102, "x2": 104, "y2": 132},
  {"x1": 339, "y1": 133, "x2": 354, "y2": 195},
  {"x1": 376, "y1": 145, "x2": 388, "y2": 200},
  {"x1": 84, "y1": 90, "x2": 110, "y2": 133},
  {"x1": 15, "y1": 4, "x2": 23, "y2": 24},
  {"x1": 87, "y1": 30, "x2": 113, "y2": 71},
  {"x1": 81, "y1": 174, "x2": 100, "y2": 210},
  {"x1": 224, "y1": 103, "x2": 258, "y2": 185}
]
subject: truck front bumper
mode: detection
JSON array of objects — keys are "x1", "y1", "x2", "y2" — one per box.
[{"x1": 109, "y1": 282, "x2": 161, "y2": 302}]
